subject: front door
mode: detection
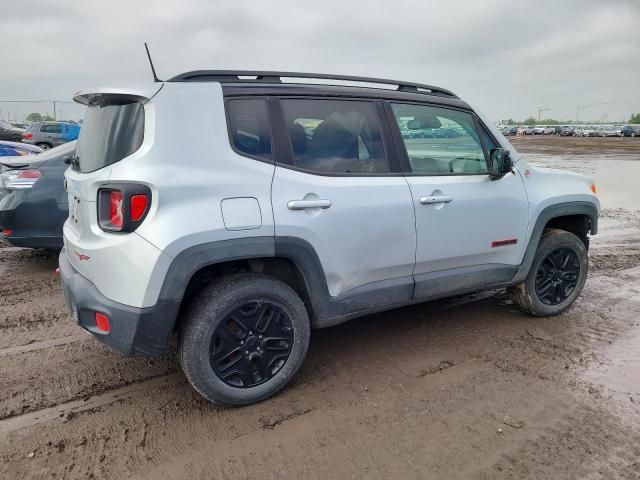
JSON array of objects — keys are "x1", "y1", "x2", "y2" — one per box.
[{"x1": 387, "y1": 102, "x2": 529, "y2": 299}]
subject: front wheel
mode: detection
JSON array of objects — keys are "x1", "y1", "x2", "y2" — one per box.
[
  {"x1": 508, "y1": 229, "x2": 588, "y2": 316},
  {"x1": 178, "y1": 273, "x2": 310, "y2": 405}
]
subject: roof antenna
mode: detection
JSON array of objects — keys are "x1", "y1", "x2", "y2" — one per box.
[{"x1": 144, "y1": 42, "x2": 162, "y2": 82}]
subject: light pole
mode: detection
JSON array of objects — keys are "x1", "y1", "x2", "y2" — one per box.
[{"x1": 537, "y1": 107, "x2": 552, "y2": 123}]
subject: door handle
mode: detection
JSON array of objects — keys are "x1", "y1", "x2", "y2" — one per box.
[
  {"x1": 287, "y1": 199, "x2": 332, "y2": 210},
  {"x1": 419, "y1": 195, "x2": 453, "y2": 205}
]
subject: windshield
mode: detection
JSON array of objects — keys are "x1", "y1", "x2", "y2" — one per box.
[{"x1": 75, "y1": 99, "x2": 144, "y2": 173}]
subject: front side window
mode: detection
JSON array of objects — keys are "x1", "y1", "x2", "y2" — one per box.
[
  {"x1": 391, "y1": 103, "x2": 488, "y2": 175},
  {"x1": 280, "y1": 99, "x2": 389, "y2": 174},
  {"x1": 227, "y1": 99, "x2": 272, "y2": 160}
]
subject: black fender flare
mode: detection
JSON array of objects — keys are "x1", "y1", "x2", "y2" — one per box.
[{"x1": 512, "y1": 201, "x2": 598, "y2": 283}]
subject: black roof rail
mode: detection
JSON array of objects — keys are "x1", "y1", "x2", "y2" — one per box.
[{"x1": 167, "y1": 70, "x2": 458, "y2": 99}]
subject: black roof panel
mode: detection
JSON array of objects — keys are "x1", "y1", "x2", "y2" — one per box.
[{"x1": 220, "y1": 82, "x2": 470, "y2": 110}]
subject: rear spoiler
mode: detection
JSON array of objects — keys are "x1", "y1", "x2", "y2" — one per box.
[{"x1": 73, "y1": 84, "x2": 163, "y2": 106}]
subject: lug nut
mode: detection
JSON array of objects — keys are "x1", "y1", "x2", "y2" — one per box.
[
  {"x1": 249, "y1": 331, "x2": 253, "y2": 335},
  {"x1": 245, "y1": 350, "x2": 249, "y2": 355},
  {"x1": 258, "y1": 335, "x2": 262, "y2": 339},
  {"x1": 240, "y1": 340, "x2": 244, "y2": 345}
]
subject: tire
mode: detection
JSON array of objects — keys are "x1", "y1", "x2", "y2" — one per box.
[
  {"x1": 508, "y1": 229, "x2": 588, "y2": 317},
  {"x1": 10, "y1": 135, "x2": 22, "y2": 142},
  {"x1": 36, "y1": 142, "x2": 51, "y2": 150},
  {"x1": 178, "y1": 273, "x2": 310, "y2": 405}
]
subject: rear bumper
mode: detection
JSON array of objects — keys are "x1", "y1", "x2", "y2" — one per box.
[{"x1": 58, "y1": 247, "x2": 179, "y2": 356}]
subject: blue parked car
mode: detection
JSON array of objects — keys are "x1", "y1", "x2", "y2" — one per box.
[{"x1": 0, "y1": 140, "x2": 43, "y2": 157}]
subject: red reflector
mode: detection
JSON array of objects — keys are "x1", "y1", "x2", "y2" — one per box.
[
  {"x1": 22, "y1": 132, "x2": 33, "y2": 139},
  {"x1": 109, "y1": 191, "x2": 123, "y2": 229},
  {"x1": 130, "y1": 194, "x2": 148, "y2": 221},
  {"x1": 55, "y1": 267, "x2": 60, "y2": 275},
  {"x1": 2, "y1": 229, "x2": 12, "y2": 235},
  {"x1": 95, "y1": 312, "x2": 110, "y2": 332},
  {"x1": 18, "y1": 169, "x2": 42, "y2": 179}
]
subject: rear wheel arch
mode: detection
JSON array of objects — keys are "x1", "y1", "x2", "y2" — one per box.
[{"x1": 159, "y1": 237, "x2": 329, "y2": 337}]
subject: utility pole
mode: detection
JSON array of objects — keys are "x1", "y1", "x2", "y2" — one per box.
[
  {"x1": 53, "y1": 101, "x2": 57, "y2": 120},
  {"x1": 538, "y1": 107, "x2": 551, "y2": 123}
]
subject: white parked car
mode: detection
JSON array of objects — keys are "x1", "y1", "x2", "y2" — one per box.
[{"x1": 59, "y1": 71, "x2": 600, "y2": 405}]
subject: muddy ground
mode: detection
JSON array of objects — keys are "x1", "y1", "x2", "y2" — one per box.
[{"x1": 1, "y1": 137, "x2": 639, "y2": 479}]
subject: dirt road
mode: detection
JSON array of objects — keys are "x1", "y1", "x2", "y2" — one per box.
[{"x1": 1, "y1": 138, "x2": 640, "y2": 479}]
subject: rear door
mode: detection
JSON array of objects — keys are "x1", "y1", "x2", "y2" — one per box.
[
  {"x1": 40, "y1": 124, "x2": 64, "y2": 146},
  {"x1": 386, "y1": 102, "x2": 529, "y2": 299},
  {"x1": 63, "y1": 97, "x2": 146, "y2": 281},
  {"x1": 270, "y1": 97, "x2": 416, "y2": 303}
]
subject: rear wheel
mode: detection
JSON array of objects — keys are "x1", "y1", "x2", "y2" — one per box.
[
  {"x1": 36, "y1": 142, "x2": 51, "y2": 150},
  {"x1": 508, "y1": 229, "x2": 588, "y2": 316},
  {"x1": 178, "y1": 273, "x2": 310, "y2": 405}
]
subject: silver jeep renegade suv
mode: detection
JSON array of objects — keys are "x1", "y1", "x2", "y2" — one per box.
[{"x1": 59, "y1": 71, "x2": 599, "y2": 405}]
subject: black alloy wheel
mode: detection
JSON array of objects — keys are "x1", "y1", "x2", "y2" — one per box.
[
  {"x1": 210, "y1": 301, "x2": 294, "y2": 388},
  {"x1": 534, "y1": 247, "x2": 580, "y2": 306}
]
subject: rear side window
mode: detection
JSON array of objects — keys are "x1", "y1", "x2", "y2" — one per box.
[
  {"x1": 280, "y1": 99, "x2": 389, "y2": 174},
  {"x1": 75, "y1": 100, "x2": 145, "y2": 173},
  {"x1": 227, "y1": 99, "x2": 272, "y2": 160},
  {"x1": 41, "y1": 124, "x2": 63, "y2": 134}
]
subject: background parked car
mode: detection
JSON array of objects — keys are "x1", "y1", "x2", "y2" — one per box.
[
  {"x1": 597, "y1": 126, "x2": 619, "y2": 137},
  {"x1": 561, "y1": 126, "x2": 574, "y2": 136},
  {"x1": 543, "y1": 126, "x2": 555, "y2": 134},
  {"x1": 523, "y1": 126, "x2": 535, "y2": 135},
  {"x1": 0, "y1": 140, "x2": 43, "y2": 157},
  {"x1": 621, "y1": 125, "x2": 640, "y2": 137},
  {"x1": 0, "y1": 120, "x2": 25, "y2": 142},
  {"x1": 21, "y1": 121, "x2": 81, "y2": 150},
  {"x1": 0, "y1": 141, "x2": 73, "y2": 249},
  {"x1": 533, "y1": 126, "x2": 545, "y2": 135},
  {"x1": 10, "y1": 122, "x2": 31, "y2": 130}
]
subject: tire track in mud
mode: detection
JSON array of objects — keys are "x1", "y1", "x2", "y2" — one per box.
[
  {"x1": 0, "y1": 338, "x2": 178, "y2": 419},
  {"x1": 0, "y1": 334, "x2": 86, "y2": 357}
]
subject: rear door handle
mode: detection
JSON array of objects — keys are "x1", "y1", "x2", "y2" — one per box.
[
  {"x1": 287, "y1": 199, "x2": 332, "y2": 210},
  {"x1": 419, "y1": 195, "x2": 453, "y2": 205}
]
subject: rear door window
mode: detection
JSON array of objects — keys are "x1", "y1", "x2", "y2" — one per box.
[
  {"x1": 226, "y1": 99, "x2": 272, "y2": 160},
  {"x1": 41, "y1": 124, "x2": 63, "y2": 134},
  {"x1": 75, "y1": 100, "x2": 145, "y2": 173},
  {"x1": 280, "y1": 99, "x2": 389, "y2": 174}
]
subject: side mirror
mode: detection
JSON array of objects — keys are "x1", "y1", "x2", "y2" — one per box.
[{"x1": 488, "y1": 148, "x2": 513, "y2": 180}]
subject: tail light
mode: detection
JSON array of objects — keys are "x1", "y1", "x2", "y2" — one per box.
[
  {"x1": 0, "y1": 169, "x2": 41, "y2": 189},
  {"x1": 97, "y1": 184, "x2": 151, "y2": 233},
  {"x1": 22, "y1": 132, "x2": 33, "y2": 139}
]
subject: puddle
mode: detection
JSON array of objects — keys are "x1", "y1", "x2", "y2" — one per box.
[
  {"x1": 585, "y1": 325, "x2": 640, "y2": 397},
  {"x1": 525, "y1": 154, "x2": 640, "y2": 210}
]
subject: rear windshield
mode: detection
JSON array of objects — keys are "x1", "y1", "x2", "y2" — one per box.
[{"x1": 75, "y1": 100, "x2": 144, "y2": 173}]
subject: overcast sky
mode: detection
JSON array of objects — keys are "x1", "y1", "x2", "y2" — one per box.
[{"x1": 2, "y1": 0, "x2": 639, "y2": 123}]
